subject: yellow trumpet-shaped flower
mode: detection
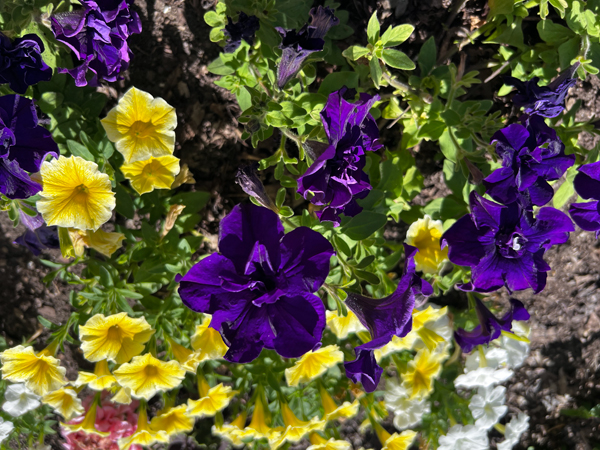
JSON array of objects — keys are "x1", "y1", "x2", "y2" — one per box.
[
  {"x1": 37, "y1": 156, "x2": 116, "y2": 231},
  {"x1": 113, "y1": 353, "x2": 185, "y2": 400},
  {"x1": 325, "y1": 310, "x2": 366, "y2": 339},
  {"x1": 166, "y1": 336, "x2": 197, "y2": 373},
  {"x1": 73, "y1": 359, "x2": 117, "y2": 391},
  {"x1": 375, "y1": 333, "x2": 417, "y2": 361},
  {"x1": 121, "y1": 155, "x2": 180, "y2": 195},
  {"x1": 68, "y1": 228, "x2": 125, "y2": 258},
  {"x1": 413, "y1": 306, "x2": 449, "y2": 351},
  {"x1": 150, "y1": 404, "x2": 194, "y2": 436},
  {"x1": 62, "y1": 396, "x2": 109, "y2": 437},
  {"x1": 42, "y1": 387, "x2": 84, "y2": 421},
  {"x1": 373, "y1": 420, "x2": 417, "y2": 450},
  {"x1": 111, "y1": 387, "x2": 133, "y2": 405},
  {"x1": 319, "y1": 385, "x2": 359, "y2": 422},
  {"x1": 405, "y1": 215, "x2": 448, "y2": 274},
  {"x1": 272, "y1": 402, "x2": 326, "y2": 448},
  {"x1": 285, "y1": 345, "x2": 343, "y2": 386},
  {"x1": 187, "y1": 375, "x2": 237, "y2": 418},
  {"x1": 212, "y1": 412, "x2": 249, "y2": 447},
  {"x1": 190, "y1": 316, "x2": 228, "y2": 361},
  {"x1": 101, "y1": 86, "x2": 177, "y2": 164},
  {"x1": 79, "y1": 312, "x2": 154, "y2": 364},
  {"x1": 0, "y1": 344, "x2": 67, "y2": 396},
  {"x1": 118, "y1": 402, "x2": 169, "y2": 450},
  {"x1": 308, "y1": 433, "x2": 352, "y2": 450},
  {"x1": 401, "y1": 349, "x2": 443, "y2": 399},
  {"x1": 244, "y1": 391, "x2": 283, "y2": 443}
]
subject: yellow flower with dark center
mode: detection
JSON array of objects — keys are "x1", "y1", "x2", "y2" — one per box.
[
  {"x1": 374, "y1": 420, "x2": 417, "y2": 450},
  {"x1": 68, "y1": 228, "x2": 125, "y2": 258},
  {"x1": 307, "y1": 433, "x2": 352, "y2": 450},
  {"x1": 405, "y1": 215, "x2": 448, "y2": 274},
  {"x1": 190, "y1": 316, "x2": 228, "y2": 361},
  {"x1": 212, "y1": 412, "x2": 248, "y2": 447},
  {"x1": 113, "y1": 353, "x2": 185, "y2": 400},
  {"x1": 325, "y1": 310, "x2": 366, "y2": 339},
  {"x1": 187, "y1": 376, "x2": 237, "y2": 418},
  {"x1": 272, "y1": 402, "x2": 326, "y2": 448},
  {"x1": 61, "y1": 396, "x2": 109, "y2": 437},
  {"x1": 79, "y1": 312, "x2": 154, "y2": 364},
  {"x1": 118, "y1": 402, "x2": 169, "y2": 450},
  {"x1": 121, "y1": 155, "x2": 180, "y2": 195},
  {"x1": 101, "y1": 87, "x2": 177, "y2": 164},
  {"x1": 401, "y1": 349, "x2": 443, "y2": 399},
  {"x1": 42, "y1": 387, "x2": 84, "y2": 421},
  {"x1": 73, "y1": 359, "x2": 117, "y2": 391},
  {"x1": 0, "y1": 344, "x2": 67, "y2": 396},
  {"x1": 37, "y1": 156, "x2": 116, "y2": 231},
  {"x1": 150, "y1": 404, "x2": 194, "y2": 436},
  {"x1": 319, "y1": 385, "x2": 359, "y2": 422},
  {"x1": 285, "y1": 345, "x2": 343, "y2": 386}
]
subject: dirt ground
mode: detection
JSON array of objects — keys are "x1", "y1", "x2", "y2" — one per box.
[{"x1": 2, "y1": 0, "x2": 600, "y2": 449}]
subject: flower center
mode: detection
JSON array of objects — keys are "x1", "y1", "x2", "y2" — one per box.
[
  {"x1": 145, "y1": 365, "x2": 159, "y2": 377},
  {"x1": 141, "y1": 160, "x2": 162, "y2": 178},
  {"x1": 497, "y1": 231, "x2": 527, "y2": 258},
  {"x1": 72, "y1": 184, "x2": 89, "y2": 204},
  {"x1": 107, "y1": 325, "x2": 121, "y2": 341},
  {"x1": 130, "y1": 120, "x2": 154, "y2": 139}
]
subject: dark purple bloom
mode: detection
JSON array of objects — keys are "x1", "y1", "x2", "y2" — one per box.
[
  {"x1": 0, "y1": 95, "x2": 58, "y2": 199},
  {"x1": 14, "y1": 223, "x2": 60, "y2": 256},
  {"x1": 569, "y1": 161, "x2": 600, "y2": 234},
  {"x1": 454, "y1": 298, "x2": 530, "y2": 353},
  {"x1": 276, "y1": 6, "x2": 339, "y2": 89},
  {"x1": 235, "y1": 163, "x2": 276, "y2": 211},
  {"x1": 343, "y1": 245, "x2": 433, "y2": 392},
  {"x1": 297, "y1": 88, "x2": 382, "y2": 226},
  {"x1": 483, "y1": 115, "x2": 574, "y2": 208},
  {"x1": 176, "y1": 203, "x2": 334, "y2": 363},
  {"x1": 222, "y1": 12, "x2": 260, "y2": 53},
  {"x1": 442, "y1": 192, "x2": 573, "y2": 294},
  {"x1": 0, "y1": 33, "x2": 52, "y2": 94},
  {"x1": 51, "y1": 0, "x2": 141, "y2": 86},
  {"x1": 505, "y1": 63, "x2": 579, "y2": 118}
]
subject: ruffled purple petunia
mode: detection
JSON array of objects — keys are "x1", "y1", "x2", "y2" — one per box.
[
  {"x1": 176, "y1": 203, "x2": 334, "y2": 363},
  {"x1": 483, "y1": 115, "x2": 574, "y2": 208},
  {"x1": 13, "y1": 209, "x2": 59, "y2": 255},
  {"x1": 297, "y1": 87, "x2": 382, "y2": 226},
  {"x1": 442, "y1": 191, "x2": 573, "y2": 294},
  {"x1": 569, "y1": 160, "x2": 600, "y2": 235},
  {"x1": 276, "y1": 6, "x2": 339, "y2": 89},
  {"x1": 51, "y1": 0, "x2": 141, "y2": 86},
  {"x1": 505, "y1": 63, "x2": 579, "y2": 118},
  {"x1": 343, "y1": 244, "x2": 433, "y2": 392},
  {"x1": 454, "y1": 298, "x2": 530, "y2": 353},
  {"x1": 0, "y1": 33, "x2": 52, "y2": 94},
  {"x1": 0, "y1": 95, "x2": 59, "y2": 199},
  {"x1": 222, "y1": 12, "x2": 260, "y2": 53}
]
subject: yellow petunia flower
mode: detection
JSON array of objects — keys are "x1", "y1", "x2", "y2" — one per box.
[
  {"x1": 187, "y1": 376, "x2": 236, "y2": 418},
  {"x1": 374, "y1": 420, "x2": 417, "y2": 450},
  {"x1": 308, "y1": 433, "x2": 352, "y2": 450},
  {"x1": 68, "y1": 228, "x2": 125, "y2": 258},
  {"x1": 326, "y1": 310, "x2": 366, "y2": 339},
  {"x1": 111, "y1": 387, "x2": 133, "y2": 405},
  {"x1": 73, "y1": 359, "x2": 117, "y2": 391},
  {"x1": 190, "y1": 316, "x2": 228, "y2": 361},
  {"x1": 405, "y1": 215, "x2": 448, "y2": 274},
  {"x1": 101, "y1": 87, "x2": 177, "y2": 164},
  {"x1": 412, "y1": 306, "x2": 449, "y2": 351},
  {"x1": 150, "y1": 404, "x2": 194, "y2": 436},
  {"x1": 121, "y1": 155, "x2": 180, "y2": 195},
  {"x1": 375, "y1": 333, "x2": 417, "y2": 361},
  {"x1": 285, "y1": 345, "x2": 343, "y2": 386},
  {"x1": 272, "y1": 402, "x2": 326, "y2": 449},
  {"x1": 401, "y1": 349, "x2": 443, "y2": 399},
  {"x1": 79, "y1": 312, "x2": 154, "y2": 364},
  {"x1": 319, "y1": 385, "x2": 359, "y2": 422},
  {"x1": 166, "y1": 336, "x2": 197, "y2": 373},
  {"x1": 113, "y1": 353, "x2": 185, "y2": 401},
  {"x1": 62, "y1": 396, "x2": 109, "y2": 437},
  {"x1": 37, "y1": 156, "x2": 116, "y2": 232},
  {"x1": 212, "y1": 412, "x2": 248, "y2": 447},
  {"x1": 42, "y1": 387, "x2": 84, "y2": 421},
  {"x1": 118, "y1": 402, "x2": 169, "y2": 450},
  {"x1": 244, "y1": 392, "x2": 283, "y2": 443},
  {"x1": 0, "y1": 345, "x2": 67, "y2": 396}
]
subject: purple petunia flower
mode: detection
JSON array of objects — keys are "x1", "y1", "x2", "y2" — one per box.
[
  {"x1": 569, "y1": 160, "x2": 600, "y2": 235},
  {"x1": 0, "y1": 95, "x2": 58, "y2": 199},
  {"x1": 442, "y1": 191, "x2": 573, "y2": 294},
  {"x1": 176, "y1": 203, "x2": 334, "y2": 363},
  {"x1": 343, "y1": 244, "x2": 433, "y2": 392},
  {"x1": 505, "y1": 63, "x2": 579, "y2": 118},
  {"x1": 51, "y1": 0, "x2": 141, "y2": 86},
  {"x1": 0, "y1": 33, "x2": 52, "y2": 95},
  {"x1": 276, "y1": 6, "x2": 339, "y2": 89},
  {"x1": 222, "y1": 12, "x2": 260, "y2": 53},
  {"x1": 297, "y1": 87, "x2": 382, "y2": 226},
  {"x1": 454, "y1": 298, "x2": 530, "y2": 353},
  {"x1": 14, "y1": 209, "x2": 59, "y2": 255},
  {"x1": 483, "y1": 115, "x2": 575, "y2": 208},
  {"x1": 235, "y1": 163, "x2": 277, "y2": 211}
]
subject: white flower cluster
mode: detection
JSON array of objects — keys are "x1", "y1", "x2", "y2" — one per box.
[
  {"x1": 0, "y1": 383, "x2": 42, "y2": 444},
  {"x1": 384, "y1": 378, "x2": 431, "y2": 430}
]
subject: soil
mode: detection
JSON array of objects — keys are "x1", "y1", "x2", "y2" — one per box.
[{"x1": 2, "y1": 0, "x2": 600, "y2": 449}]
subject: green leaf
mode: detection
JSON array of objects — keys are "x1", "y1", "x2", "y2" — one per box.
[
  {"x1": 377, "y1": 158, "x2": 403, "y2": 196},
  {"x1": 38, "y1": 92, "x2": 63, "y2": 114},
  {"x1": 236, "y1": 87, "x2": 252, "y2": 111},
  {"x1": 115, "y1": 184, "x2": 135, "y2": 219},
  {"x1": 99, "y1": 266, "x2": 113, "y2": 288},
  {"x1": 66, "y1": 140, "x2": 95, "y2": 161},
  {"x1": 342, "y1": 45, "x2": 371, "y2": 61},
  {"x1": 367, "y1": 12, "x2": 380, "y2": 45},
  {"x1": 204, "y1": 10, "x2": 224, "y2": 27},
  {"x1": 417, "y1": 120, "x2": 446, "y2": 141},
  {"x1": 318, "y1": 72, "x2": 359, "y2": 95},
  {"x1": 488, "y1": 0, "x2": 514, "y2": 17},
  {"x1": 558, "y1": 37, "x2": 581, "y2": 70},
  {"x1": 439, "y1": 128, "x2": 460, "y2": 163},
  {"x1": 553, "y1": 166, "x2": 577, "y2": 208},
  {"x1": 341, "y1": 211, "x2": 387, "y2": 240},
  {"x1": 369, "y1": 58, "x2": 383, "y2": 88},
  {"x1": 537, "y1": 19, "x2": 575, "y2": 44},
  {"x1": 169, "y1": 191, "x2": 211, "y2": 213},
  {"x1": 440, "y1": 109, "x2": 462, "y2": 127},
  {"x1": 381, "y1": 24, "x2": 414, "y2": 47},
  {"x1": 382, "y1": 49, "x2": 415, "y2": 70},
  {"x1": 382, "y1": 97, "x2": 402, "y2": 119},
  {"x1": 207, "y1": 56, "x2": 235, "y2": 75},
  {"x1": 355, "y1": 269, "x2": 380, "y2": 285},
  {"x1": 418, "y1": 36, "x2": 437, "y2": 76}
]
